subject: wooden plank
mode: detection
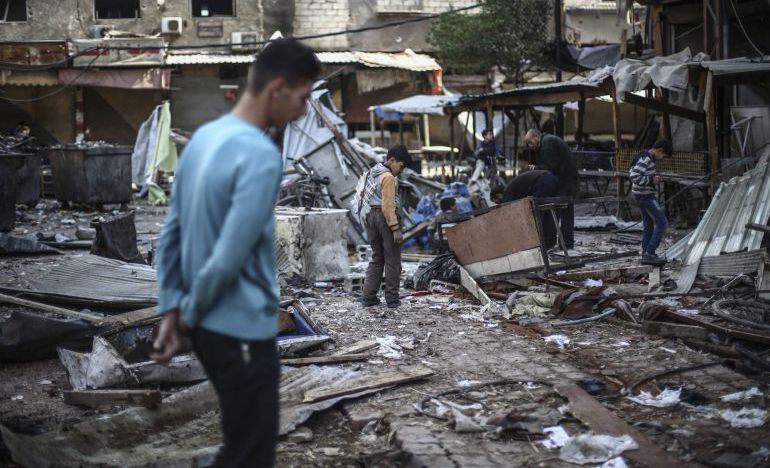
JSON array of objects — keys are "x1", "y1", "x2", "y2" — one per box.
[
  {"x1": 0, "y1": 292, "x2": 104, "y2": 323},
  {"x1": 95, "y1": 306, "x2": 157, "y2": 327},
  {"x1": 331, "y1": 339, "x2": 379, "y2": 356},
  {"x1": 552, "y1": 265, "x2": 652, "y2": 281},
  {"x1": 403, "y1": 220, "x2": 432, "y2": 242},
  {"x1": 622, "y1": 91, "x2": 706, "y2": 123},
  {"x1": 642, "y1": 321, "x2": 709, "y2": 341},
  {"x1": 63, "y1": 389, "x2": 162, "y2": 409},
  {"x1": 556, "y1": 384, "x2": 688, "y2": 468},
  {"x1": 447, "y1": 198, "x2": 541, "y2": 265},
  {"x1": 281, "y1": 354, "x2": 370, "y2": 367},
  {"x1": 745, "y1": 222, "x2": 770, "y2": 234},
  {"x1": 463, "y1": 248, "x2": 545, "y2": 278},
  {"x1": 303, "y1": 366, "x2": 433, "y2": 403},
  {"x1": 459, "y1": 267, "x2": 492, "y2": 305}
]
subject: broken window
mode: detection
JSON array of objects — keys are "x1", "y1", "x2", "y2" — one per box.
[
  {"x1": 95, "y1": 0, "x2": 140, "y2": 20},
  {"x1": 0, "y1": 0, "x2": 27, "y2": 22},
  {"x1": 192, "y1": 0, "x2": 235, "y2": 17}
]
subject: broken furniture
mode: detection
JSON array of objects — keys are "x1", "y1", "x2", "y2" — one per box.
[
  {"x1": 276, "y1": 207, "x2": 350, "y2": 282},
  {"x1": 446, "y1": 198, "x2": 550, "y2": 280},
  {"x1": 43, "y1": 144, "x2": 133, "y2": 206}
]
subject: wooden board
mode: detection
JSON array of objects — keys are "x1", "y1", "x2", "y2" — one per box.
[
  {"x1": 463, "y1": 248, "x2": 545, "y2": 279},
  {"x1": 556, "y1": 384, "x2": 688, "y2": 468},
  {"x1": 331, "y1": 339, "x2": 379, "y2": 356},
  {"x1": 459, "y1": 267, "x2": 492, "y2": 305},
  {"x1": 281, "y1": 354, "x2": 370, "y2": 367},
  {"x1": 446, "y1": 199, "x2": 541, "y2": 265},
  {"x1": 63, "y1": 389, "x2": 161, "y2": 409}
]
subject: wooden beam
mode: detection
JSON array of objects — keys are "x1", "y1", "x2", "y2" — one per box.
[
  {"x1": 0, "y1": 292, "x2": 104, "y2": 323},
  {"x1": 622, "y1": 91, "x2": 706, "y2": 123},
  {"x1": 746, "y1": 223, "x2": 770, "y2": 234},
  {"x1": 281, "y1": 353, "x2": 371, "y2": 367},
  {"x1": 705, "y1": 72, "x2": 719, "y2": 192},
  {"x1": 63, "y1": 389, "x2": 162, "y2": 409},
  {"x1": 556, "y1": 384, "x2": 689, "y2": 468},
  {"x1": 331, "y1": 339, "x2": 379, "y2": 356},
  {"x1": 552, "y1": 265, "x2": 652, "y2": 281},
  {"x1": 642, "y1": 321, "x2": 709, "y2": 341}
]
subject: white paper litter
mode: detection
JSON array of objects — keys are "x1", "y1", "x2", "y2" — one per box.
[
  {"x1": 375, "y1": 336, "x2": 407, "y2": 360},
  {"x1": 541, "y1": 426, "x2": 571, "y2": 449},
  {"x1": 544, "y1": 334, "x2": 571, "y2": 349},
  {"x1": 721, "y1": 387, "x2": 763, "y2": 403},
  {"x1": 614, "y1": 341, "x2": 631, "y2": 347},
  {"x1": 628, "y1": 388, "x2": 681, "y2": 408},
  {"x1": 457, "y1": 380, "x2": 482, "y2": 388},
  {"x1": 676, "y1": 309, "x2": 700, "y2": 316},
  {"x1": 583, "y1": 278, "x2": 604, "y2": 287},
  {"x1": 659, "y1": 347, "x2": 677, "y2": 354},
  {"x1": 560, "y1": 434, "x2": 638, "y2": 465},
  {"x1": 720, "y1": 408, "x2": 768, "y2": 428},
  {"x1": 451, "y1": 408, "x2": 485, "y2": 433}
]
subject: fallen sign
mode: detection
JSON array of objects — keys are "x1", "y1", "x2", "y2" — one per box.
[{"x1": 447, "y1": 198, "x2": 548, "y2": 280}]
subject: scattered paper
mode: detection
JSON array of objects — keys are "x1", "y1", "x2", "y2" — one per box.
[
  {"x1": 560, "y1": 434, "x2": 638, "y2": 465},
  {"x1": 614, "y1": 341, "x2": 631, "y2": 347},
  {"x1": 628, "y1": 388, "x2": 681, "y2": 408},
  {"x1": 544, "y1": 334, "x2": 571, "y2": 349},
  {"x1": 10, "y1": 395, "x2": 23, "y2": 402},
  {"x1": 720, "y1": 408, "x2": 767, "y2": 428},
  {"x1": 676, "y1": 309, "x2": 700, "y2": 316},
  {"x1": 583, "y1": 278, "x2": 604, "y2": 287},
  {"x1": 601, "y1": 457, "x2": 629, "y2": 468},
  {"x1": 659, "y1": 347, "x2": 677, "y2": 354},
  {"x1": 457, "y1": 380, "x2": 482, "y2": 388},
  {"x1": 721, "y1": 387, "x2": 763, "y2": 403},
  {"x1": 374, "y1": 335, "x2": 414, "y2": 360},
  {"x1": 541, "y1": 426, "x2": 571, "y2": 449}
]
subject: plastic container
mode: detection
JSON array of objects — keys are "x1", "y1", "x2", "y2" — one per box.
[{"x1": 45, "y1": 145, "x2": 132, "y2": 205}]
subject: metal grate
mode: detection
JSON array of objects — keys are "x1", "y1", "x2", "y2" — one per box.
[{"x1": 615, "y1": 149, "x2": 709, "y2": 177}]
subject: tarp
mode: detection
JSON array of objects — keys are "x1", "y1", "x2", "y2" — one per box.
[
  {"x1": 612, "y1": 48, "x2": 709, "y2": 100},
  {"x1": 131, "y1": 101, "x2": 178, "y2": 204},
  {"x1": 564, "y1": 44, "x2": 622, "y2": 70},
  {"x1": 370, "y1": 94, "x2": 461, "y2": 117},
  {"x1": 58, "y1": 68, "x2": 171, "y2": 90}
]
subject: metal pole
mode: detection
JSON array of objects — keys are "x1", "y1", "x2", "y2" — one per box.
[{"x1": 554, "y1": 0, "x2": 564, "y2": 138}]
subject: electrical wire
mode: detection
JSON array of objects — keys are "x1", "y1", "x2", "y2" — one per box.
[
  {"x1": 0, "y1": 3, "x2": 484, "y2": 69},
  {"x1": 0, "y1": 49, "x2": 104, "y2": 103},
  {"x1": 727, "y1": 0, "x2": 766, "y2": 57}
]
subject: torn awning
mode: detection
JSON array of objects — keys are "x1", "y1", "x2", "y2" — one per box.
[
  {"x1": 57, "y1": 68, "x2": 171, "y2": 90},
  {"x1": 369, "y1": 94, "x2": 461, "y2": 117}
]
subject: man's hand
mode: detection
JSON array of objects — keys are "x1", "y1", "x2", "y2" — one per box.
[
  {"x1": 653, "y1": 174, "x2": 662, "y2": 184},
  {"x1": 151, "y1": 310, "x2": 186, "y2": 364},
  {"x1": 393, "y1": 229, "x2": 404, "y2": 245}
]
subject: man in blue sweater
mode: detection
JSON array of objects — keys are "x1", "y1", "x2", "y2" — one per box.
[
  {"x1": 151, "y1": 39, "x2": 320, "y2": 467},
  {"x1": 629, "y1": 139, "x2": 672, "y2": 265}
]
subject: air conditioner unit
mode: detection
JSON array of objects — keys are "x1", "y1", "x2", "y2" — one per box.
[
  {"x1": 88, "y1": 25, "x2": 115, "y2": 39},
  {"x1": 161, "y1": 17, "x2": 183, "y2": 35},
  {"x1": 231, "y1": 31, "x2": 260, "y2": 52}
]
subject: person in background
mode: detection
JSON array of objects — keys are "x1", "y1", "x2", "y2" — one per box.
[
  {"x1": 497, "y1": 170, "x2": 559, "y2": 248},
  {"x1": 361, "y1": 146, "x2": 412, "y2": 309},
  {"x1": 629, "y1": 139, "x2": 672, "y2": 265},
  {"x1": 524, "y1": 129, "x2": 579, "y2": 249},
  {"x1": 151, "y1": 39, "x2": 320, "y2": 467},
  {"x1": 475, "y1": 128, "x2": 502, "y2": 169},
  {"x1": 427, "y1": 197, "x2": 458, "y2": 252}
]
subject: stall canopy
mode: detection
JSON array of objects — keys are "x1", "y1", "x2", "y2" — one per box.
[{"x1": 369, "y1": 94, "x2": 461, "y2": 118}]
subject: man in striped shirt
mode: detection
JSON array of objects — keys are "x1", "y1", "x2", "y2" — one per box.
[{"x1": 629, "y1": 139, "x2": 672, "y2": 265}]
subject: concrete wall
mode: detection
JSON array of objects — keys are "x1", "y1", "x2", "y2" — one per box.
[
  {"x1": 566, "y1": 10, "x2": 633, "y2": 45},
  {"x1": 0, "y1": 0, "x2": 263, "y2": 47},
  {"x1": 293, "y1": 0, "x2": 350, "y2": 50}
]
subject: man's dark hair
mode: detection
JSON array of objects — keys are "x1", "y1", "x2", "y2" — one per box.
[
  {"x1": 482, "y1": 128, "x2": 494, "y2": 137},
  {"x1": 386, "y1": 145, "x2": 413, "y2": 165},
  {"x1": 652, "y1": 139, "x2": 673, "y2": 157},
  {"x1": 248, "y1": 38, "x2": 320, "y2": 92},
  {"x1": 491, "y1": 186, "x2": 505, "y2": 199},
  {"x1": 440, "y1": 197, "x2": 456, "y2": 212}
]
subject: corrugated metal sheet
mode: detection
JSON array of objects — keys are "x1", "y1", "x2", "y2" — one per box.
[
  {"x1": 696, "y1": 56, "x2": 770, "y2": 76},
  {"x1": 166, "y1": 50, "x2": 440, "y2": 71},
  {"x1": 0, "y1": 69, "x2": 58, "y2": 86},
  {"x1": 698, "y1": 249, "x2": 766, "y2": 276},
  {"x1": 667, "y1": 149, "x2": 770, "y2": 266}
]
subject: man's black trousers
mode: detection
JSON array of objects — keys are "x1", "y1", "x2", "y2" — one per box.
[{"x1": 190, "y1": 327, "x2": 280, "y2": 468}]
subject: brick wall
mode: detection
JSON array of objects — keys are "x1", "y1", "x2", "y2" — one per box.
[
  {"x1": 422, "y1": 0, "x2": 478, "y2": 13},
  {"x1": 293, "y1": 0, "x2": 350, "y2": 50}
]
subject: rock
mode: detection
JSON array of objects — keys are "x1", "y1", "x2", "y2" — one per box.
[
  {"x1": 287, "y1": 426, "x2": 313, "y2": 444},
  {"x1": 347, "y1": 409, "x2": 384, "y2": 431}
]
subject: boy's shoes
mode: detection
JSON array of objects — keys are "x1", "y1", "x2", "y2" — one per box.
[
  {"x1": 362, "y1": 298, "x2": 381, "y2": 307},
  {"x1": 641, "y1": 253, "x2": 667, "y2": 265}
]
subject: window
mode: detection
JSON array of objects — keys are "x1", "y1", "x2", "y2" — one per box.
[
  {"x1": 192, "y1": 0, "x2": 235, "y2": 18},
  {"x1": 95, "y1": 0, "x2": 140, "y2": 20},
  {"x1": 0, "y1": 0, "x2": 27, "y2": 22}
]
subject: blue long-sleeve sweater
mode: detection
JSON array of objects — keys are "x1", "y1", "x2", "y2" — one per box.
[{"x1": 155, "y1": 114, "x2": 283, "y2": 340}]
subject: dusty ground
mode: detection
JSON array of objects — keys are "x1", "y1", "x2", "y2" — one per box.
[{"x1": 1, "y1": 202, "x2": 769, "y2": 467}]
